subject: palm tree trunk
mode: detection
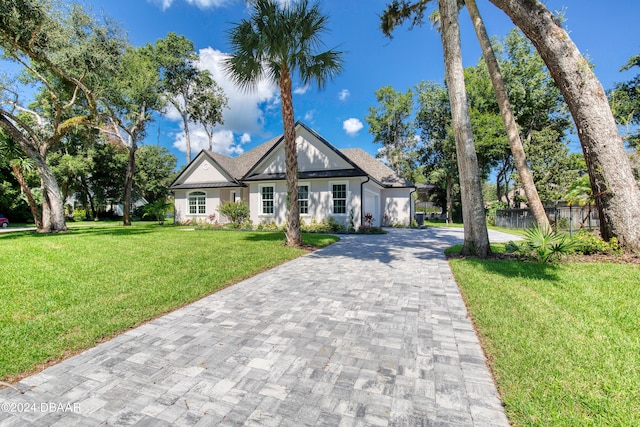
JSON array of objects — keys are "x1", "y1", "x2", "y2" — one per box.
[
  {"x1": 488, "y1": 0, "x2": 640, "y2": 253},
  {"x1": 11, "y1": 163, "x2": 42, "y2": 229},
  {"x1": 466, "y1": 0, "x2": 550, "y2": 230},
  {"x1": 439, "y1": 0, "x2": 490, "y2": 257},
  {"x1": 280, "y1": 67, "x2": 302, "y2": 247}
]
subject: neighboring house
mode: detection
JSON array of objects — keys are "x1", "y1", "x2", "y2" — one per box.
[{"x1": 170, "y1": 122, "x2": 416, "y2": 228}]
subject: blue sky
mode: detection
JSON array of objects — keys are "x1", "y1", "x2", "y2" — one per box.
[{"x1": 79, "y1": 0, "x2": 640, "y2": 168}]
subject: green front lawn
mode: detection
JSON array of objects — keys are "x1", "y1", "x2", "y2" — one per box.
[
  {"x1": 450, "y1": 256, "x2": 640, "y2": 426},
  {"x1": 0, "y1": 223, "x2": 338, "y2": 381}
]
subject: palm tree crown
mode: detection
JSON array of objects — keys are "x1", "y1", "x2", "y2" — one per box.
[{"x1": 224, "y1": 0, "x2": 343, "y2": 92}]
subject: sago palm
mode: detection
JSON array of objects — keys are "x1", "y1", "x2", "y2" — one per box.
[{"x1": 225, "y1": 0, "x2": 343, "y2": 247}]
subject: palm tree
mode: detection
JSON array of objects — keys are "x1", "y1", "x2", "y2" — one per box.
[{"x1": 225, "y1": 0, "x2": 343, "y2": 247}]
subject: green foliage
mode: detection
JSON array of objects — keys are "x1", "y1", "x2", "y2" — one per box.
[
  {"x1": 224, "y1": 0, "x2": 343, "y2": 92},
  {"x1": 565, "y1": 174, "x2": 593, "y2": 206},
  {"x1": 256, "y1": 219, "x2": 283, "y2": 232},
  {"x1": 299, "y1": 217, "x2": 346, "y2": 233},
  {"x1": 188, "y1": 71, "x2": 229, "y2": 150},
  {"x1": 610, "y1": 53, "x2": 640, "y2": 148},
  {"x1": 141, "y1": 199, "x2": 171, "y2": 224},
  {"x1": 511, "y1": 225, "x2": 574, "y2": 262},
  {"x1": 485, "y1": 200, "x2": 507, "y2": 226},
  {"x1": 134, "y1": 145, "x2": 177, "y2": 204},
  {"x1": 218, "y1": 201, "x2": 250, "y2": 227},
  {"x1": 365, "y1": 85, "x2": 417, "y2": 180},
  {"x1": 571, "y1": 230, "x2": 620, "y2": 255}
]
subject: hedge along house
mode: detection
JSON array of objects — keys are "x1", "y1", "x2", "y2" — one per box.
[{"x1": 170, "y1": 122, "x2": 416, "y2": 228}]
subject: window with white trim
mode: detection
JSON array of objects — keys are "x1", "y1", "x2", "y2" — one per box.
[
  {"x1": 260, "y1": 185, "x2": 274, "y2": 215},
  {"x1": 331, "y1": 182, "x2": 347, "y2": 215},
  {"x1": 298, "y1": 183, "x2": 309, "y2": 215},
  {"x1": 188, "y1": 191, "x2": 206, "y2": 214}
]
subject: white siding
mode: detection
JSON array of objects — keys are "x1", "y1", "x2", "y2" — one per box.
[
  {"x1": 183, "y1": 158, "x2": 229, "y2": 184},
  {"x1": 255, "y1": 132, "x2": 354, "y2": 175},
  {"x1": 382, "y1": 188, "x2": 414, "y2": 226},
  {"x1": 248, "y1": 178, "x2": 364, "y2": 228}
]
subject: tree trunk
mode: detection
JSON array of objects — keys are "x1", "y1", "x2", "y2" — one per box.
[
  {"x1": 81, "y1": 175, "x2": 96, "y2": 219},
  {"x1": 11, "y1": 164, "x2": 42, "y2": 229},
  {"x1": 122, "y1": 141, "x2": 137, "y2": 226},
  {"x1": 466, "y1": 0, "x2": 550, "y2": 229},
  {"x1": 446, "y1": 173, "x2": 453, "y2": 224},
  {"x1": 182, "y1": 111, "x2": 192, "y2": 163},
  {"x1": 40, "y1": 165, "x2": 67, "y2": 231},
  {"x1": 0, "y1": 114, "x2": 66, "y2": 232},
  {"x1": 488, "y1": 0, "x2": 640, "y2": 253},
  {"x1": 280, "y1": 67, "x2": 302, "y2": 247},
  {"x1": 439, "y1": 0, "x2": 490, "y2": 257}
]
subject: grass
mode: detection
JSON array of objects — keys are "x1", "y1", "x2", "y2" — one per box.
[
  {"x1": 449, "y1": 256, "x2": 640, "y2": 426},
  {"x1": 0, "y1": 223, "x2": 338, "y2": 381}
]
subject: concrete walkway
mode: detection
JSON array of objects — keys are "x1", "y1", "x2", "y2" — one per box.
[{"x1": 0, "y1": 228, "x2": 515, "y2": 427}]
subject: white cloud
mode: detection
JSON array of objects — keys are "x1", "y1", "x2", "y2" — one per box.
[
  {"x1": 294, "y1": 84, "x2": 309, "y2": 95},
  {"x1": 151, "y1": 0, "x2": 232, "y2": 10},
  {"x1": 197, "y1": 47, "x2": 278, "y2": 135},
  {"x1": 172, "y1": 127, "x2": 244, "y2": 157},
  {"x1": 338, "y1": 89, "x2": 350, "y2": 101},
  {"x1": 343, "y1": 118, "x2": 363, "y2": 136},
  {"x1": 165, "y1": 47, "x2": 279, "y2": 158},
  {"x1": 154, "y1": 0, "x2": 292, "y2": 10},
  {"x1": 304, "y1": 110, "x2": 315, "y2": 122}
]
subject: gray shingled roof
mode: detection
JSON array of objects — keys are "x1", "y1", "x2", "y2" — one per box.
[
  {"x1": 341, "y1": 148, "x2": 414, "y2": 188},
  {"x1": 172, "y1": 125, "x2": 414, "y2": 189},
  {"x1": 204, "y1": 135, "x2": 281, "y2": 180}
]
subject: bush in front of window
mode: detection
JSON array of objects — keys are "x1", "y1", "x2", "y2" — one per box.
[{"x1": 218, "y1": 201, "x2": 250, "y2": 227}]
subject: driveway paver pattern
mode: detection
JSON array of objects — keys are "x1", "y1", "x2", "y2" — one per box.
[{"x1": 0, "y1": 227, "x2": 514, "y2": 426}]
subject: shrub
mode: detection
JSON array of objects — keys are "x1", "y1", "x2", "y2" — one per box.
[
  {"x1": 363, "y1": 212, "x2": 374, "y2": 229},
  {"x1": 218, "y1": 201, "x2": 250, "y2": 227},
  {"x1": 355, "y1": 226, "x2": 386, "y2": 234},
  {"x1": 142, "y1": 200, "x2": 172, "y2": 224},
  {"x1": 571, "y1": 230, "x2": 620, "y2": 255},
  {"x1": 258, "y1": 219, "x2": 282, "y2": 231},
  {"x1": 512, "y1": 225, "x2": 575, "y2": 263}
]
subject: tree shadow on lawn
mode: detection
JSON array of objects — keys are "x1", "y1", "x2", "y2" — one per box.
[
  {"x1": 451, "y1": 256, "x2": 561, "y2": 282},
  {"x1": 239, "y1": 231, "x2": 286, "y2": 243},
  {"x1": 0, "y1": 225, "x2": 156, "y2": 240}
]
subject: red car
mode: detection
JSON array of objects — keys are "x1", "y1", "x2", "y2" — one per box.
[{"x1": 0, "y1": 215, "x2": 8, "y2": 228}]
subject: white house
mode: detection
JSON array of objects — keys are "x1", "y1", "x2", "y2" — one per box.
[{"x1": 170, "y1": 122, "x2": 416, "y2": 228}]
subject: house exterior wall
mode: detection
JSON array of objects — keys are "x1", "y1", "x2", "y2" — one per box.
[
  {"x1": 381, "y1": 188, "x2": 414, "y2": 226},
  {"x1": 183, "y1": 158, "x2": 228, "y2": 184},
  {"x1": 362, "y1": 183, "x2": 383, "y2": 227},
  {"x1": 248, "y1": 177, "x2": 364, "y2": 228},
  {"x1": 174, "y1": 187, "x2": 246, "y2": 224},
  {"x1": 255, "y1": 132, "x2": 353, "y2": 175}
]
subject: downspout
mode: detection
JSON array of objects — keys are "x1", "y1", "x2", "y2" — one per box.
[
  {"x1": 170, "y1": 190, "x2": 176, "y2": 224},
  {"x1": 409, "y1": 187, "x2": 417, "y2": 226},
  {"x1": 360, "y1": 176, "x2": 370, "y2": 227}
]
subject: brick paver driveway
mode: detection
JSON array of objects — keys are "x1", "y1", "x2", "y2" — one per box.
[{"x1": 0, "y1": 227, "x2": 513, "y2": 426}]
